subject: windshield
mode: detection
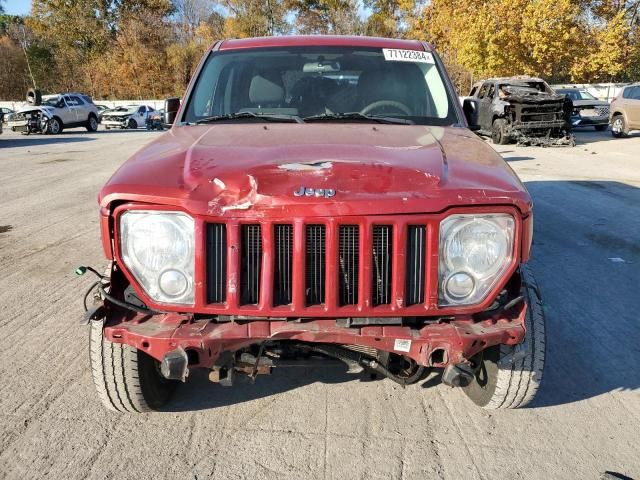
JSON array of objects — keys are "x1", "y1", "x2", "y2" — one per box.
[
  {"x1": 183, "y1": 46, "x2": 457, "y2": 125},
  {"x1": 579, "y1": 91, "x2": 596, "y2": 100},
  {"x1": 42, "y1": 96, "x2": 61, "y2": 107}
]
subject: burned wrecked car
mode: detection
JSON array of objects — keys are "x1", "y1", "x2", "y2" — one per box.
[
  {"x1": 81, "y1": 36, "x2": 546, "y2": 413},
  {"x1": 466, "y1": 77, "x2": 573, "y2": 146}
]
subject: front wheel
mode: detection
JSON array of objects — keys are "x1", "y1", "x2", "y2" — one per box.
[
  {"x1": 491, "y1": 118, "x2": 510, "y2": 145},
  {"x1": 127, "y1": 118, "x2": 137, "y2": 129},
  {"x1": 89, "y1": 320, "x2": 177, "y2": 412},
  {"x1": 462, "y1": 265, "x2": 546, "y2": 409},
  {"x1": 611, "y1": 115, "x2": 627, "y2": 138},
  {"x1": 46, "y1": 117, "x2": 62, "y2": 135}
]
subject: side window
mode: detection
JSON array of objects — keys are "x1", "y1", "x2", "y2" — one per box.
[
  {"x1": 62, "y1": 96, "x2": 72, "y2": 107},
  {"x1": 477, "y1": 83, "x2": 490, "y2": 99},
  {"x1": 622, "y1": 87, "x2": 633, "y2": 99},
  {"x1": 469, "y1": 86, "x2": 478, "y2": 97},
  {"x1": 138, "y1": 106, "x2": 145, "y2": 114},
  {"x1": 487, "y1": 84, "x2": 495, "y2": 98},
  {"x1": 633, "y1": 86, "x2": 640, "y2": 100},
  {"x1": 69, "y1": 96, "x2": 84, "y2": 105}
]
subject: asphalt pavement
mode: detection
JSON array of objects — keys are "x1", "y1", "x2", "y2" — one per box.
[{"x1": 0, "y1": 127, "x2": 638, "y2": 480}]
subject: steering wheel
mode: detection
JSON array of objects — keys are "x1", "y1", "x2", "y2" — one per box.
[{"x1": 360, "y1": 100, "x2": 412, "y2": 116}]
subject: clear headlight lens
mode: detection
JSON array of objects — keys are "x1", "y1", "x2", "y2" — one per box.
[
  {"x1": 120, "y1": 211, "x2": 194, "y2": 304},
  {"x1": 439, "y1": 214, "x2": 514, "y2": 306}
]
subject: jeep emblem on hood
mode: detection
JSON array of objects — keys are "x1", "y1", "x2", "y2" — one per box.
[{"x1": 294, "y1": 186, "x2": 336, "y2": 198}]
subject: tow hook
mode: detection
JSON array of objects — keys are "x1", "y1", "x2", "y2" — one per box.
[
  {"x1": 441, "y1": 363, "x2": 475, "y2": 387},
  {"x1": 160, "y1": 348, "x2": 189, "y2": 382}
]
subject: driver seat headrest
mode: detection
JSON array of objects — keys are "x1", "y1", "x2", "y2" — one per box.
[{"x1": 249, "y1": 70, "x2": 285, "y2": 106}]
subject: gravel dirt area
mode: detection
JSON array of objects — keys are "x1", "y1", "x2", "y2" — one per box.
[{"x1": 0, "y1": 127, "x2": 639, "y2": 480}]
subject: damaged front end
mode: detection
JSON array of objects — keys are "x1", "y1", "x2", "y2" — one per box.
[
  {"x1": 102, "y1": 114, "x2": 131, "y2": 129},
  {"x1": 8, "y1": 109, "x2": 51, "y2": 135},
  {"x1": 503, "y1": 94, "x2": 575, "y2": 146},
  {"x1": 83, "y1": 260, "x2": 527, "y2": 388}
]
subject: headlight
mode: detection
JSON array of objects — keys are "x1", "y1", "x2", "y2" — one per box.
[
  {"x1": 120, "y1": 211, "x2": 194, "y2": 304},
  {"x1": 439, "y1": 214, "x2": 515, "y2": 306}
]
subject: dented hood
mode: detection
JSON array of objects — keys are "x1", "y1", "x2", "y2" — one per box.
[
  {"x1": 15, "y1": 105, "x2": 55, "y2": 117},
  {"x1": 100, "y1": 124, "x2": 531, "y2": 217}
]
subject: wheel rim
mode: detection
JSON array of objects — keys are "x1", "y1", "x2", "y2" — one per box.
[
  {"x1": 49, "y1": 120, "x2": 59, "y2": 134},
  {"x1": 612, "y1": 118, "x2": 623, "y2": 133},
  {"x1": 90, "y1": 117, "x2": 97, "y2": 130}
]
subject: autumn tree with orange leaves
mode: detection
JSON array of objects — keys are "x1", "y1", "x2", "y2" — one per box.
[{"x1": 0, "y1": 0, "x2": 639, "y2": 100}]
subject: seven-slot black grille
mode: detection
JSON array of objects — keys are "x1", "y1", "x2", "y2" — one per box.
[
  {"x1": 206, "y1": 222, "x2": 429, "y2": 308},
  {"x1": 372, "y1": 225, "x2": 392, "y2": 306},
  {"x1": 305, "y1": 225, "x2": 326, "y2": 305},
  {"x1": 405, "y1": 225, "x2": 426, "y2": 306},
  {"x1": 338, "y1": 225, "x2": 359, "y2": 305},
  {"x1": 206, "y1": 223, "x2": 227, "y2": 303},
  {"x1": 240, "y1": 224, "x2": 262, "y2": 305},
  {"x1": 273, "y1": 224, "x2": 293, "y2": 306}
]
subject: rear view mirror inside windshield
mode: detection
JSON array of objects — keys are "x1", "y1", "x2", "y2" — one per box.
[{"x1": 303, "y1": 61, "x2": 341, "y2": 73}]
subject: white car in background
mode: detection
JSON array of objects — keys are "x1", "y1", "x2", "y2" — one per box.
[
  {"x1": 101, "y1": 105, "x2": 156, "y2": 129},
  {"x1": 7, "y1": 93, "x2": 99, "y2": 134}
]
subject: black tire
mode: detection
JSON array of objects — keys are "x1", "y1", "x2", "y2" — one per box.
[
  {"x1": 26, "y1": 88, "x2": 42, "y2": 106},
  {"x1": 611, "y1": 114, "x2": 627, "y2": 138},
  {"x1": 46, "y1": 117, "x2": 62, "y2": 135},
  {"x1": 89, "y1": 320, "x2": 177, "y2": 412},
  {"x1": 127, "y1": 118, "x2": 137, "y2": 129},
  {"x1": 86, "y1": 114, "x2": 98, "y2": 132},
  {"x1": 594, "y1": 124, "x2": 607, "y2": 132},
  {"x1": 491, "y1": 118, "x2": 510, "y2": 145},
  {"x1": 462, "y1": 265, "x2": 546, "y2": 409}
]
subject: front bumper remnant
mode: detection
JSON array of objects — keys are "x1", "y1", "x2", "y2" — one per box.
[{"x1": 103, "y1": 303, "x2": 527, "y2": 370}]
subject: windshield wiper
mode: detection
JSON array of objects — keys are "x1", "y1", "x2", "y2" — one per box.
[
  {"x1": 196, "y1": 111, "x2": 303, "y2": 124},
  {"x1": 303, "y1": 112, "x2": 414, "y2": 125}
]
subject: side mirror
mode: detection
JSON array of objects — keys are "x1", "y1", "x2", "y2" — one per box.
[
  {"x1": 462, "y1": 98, "x2": 481, "y2": 131},
  {"x1": 164, "y1": 97, "x2": 181, "y2": 125}
]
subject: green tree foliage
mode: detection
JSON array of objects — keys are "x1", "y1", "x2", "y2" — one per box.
[
  {"x1": 222, "y1": 0, "x2": 289, "y2": 37},
  {"x1": 285, "y1": 0, "x2": 361, "y2": 34}
]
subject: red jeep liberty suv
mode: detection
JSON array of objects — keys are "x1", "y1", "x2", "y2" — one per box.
[{"x1": 84, "y1": 36, "x2": 545, "y2": 412}]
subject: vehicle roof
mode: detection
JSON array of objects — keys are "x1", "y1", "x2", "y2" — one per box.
[
  {"x1": 42, "y1": 93, "x2": 91, "y2": 100},
  {"x1": 484, "y1": 76, "x2": 546, "y2": 83},
  {"x1": 218, "y1": 35, "x2": 429, "y2": 52}
]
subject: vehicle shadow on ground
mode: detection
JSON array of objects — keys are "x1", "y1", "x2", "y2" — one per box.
[
  {"x1": 98, "y1": 128, "x2": 161, "y2": 133},
  {"x1": 165, "y1": 365, "x2": 367, "y2": 412},
  {"x1": 500, "y1": 155, "x2": 535, "y2": 162},
  {"x1": 572, "y1": 129, "x2": 634, "y2": 145},
  {"x1": 0, "y1": 133, "x2": 95, "y2": 148},
  {"x1": 525, "y1": 180, "x2": 640, "y2": 407}
]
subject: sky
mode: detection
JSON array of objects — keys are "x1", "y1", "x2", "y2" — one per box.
[
  {"x1": 4, "y1": 0, "x2": 31, "y2": 15},
  {"x1": 3, "y1": 0, "x2": 366, "y2": 20}
]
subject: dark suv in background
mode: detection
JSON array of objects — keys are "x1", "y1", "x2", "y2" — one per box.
[{"x1": 555, "y1": 88, "x2": 609, "y2": 131}]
